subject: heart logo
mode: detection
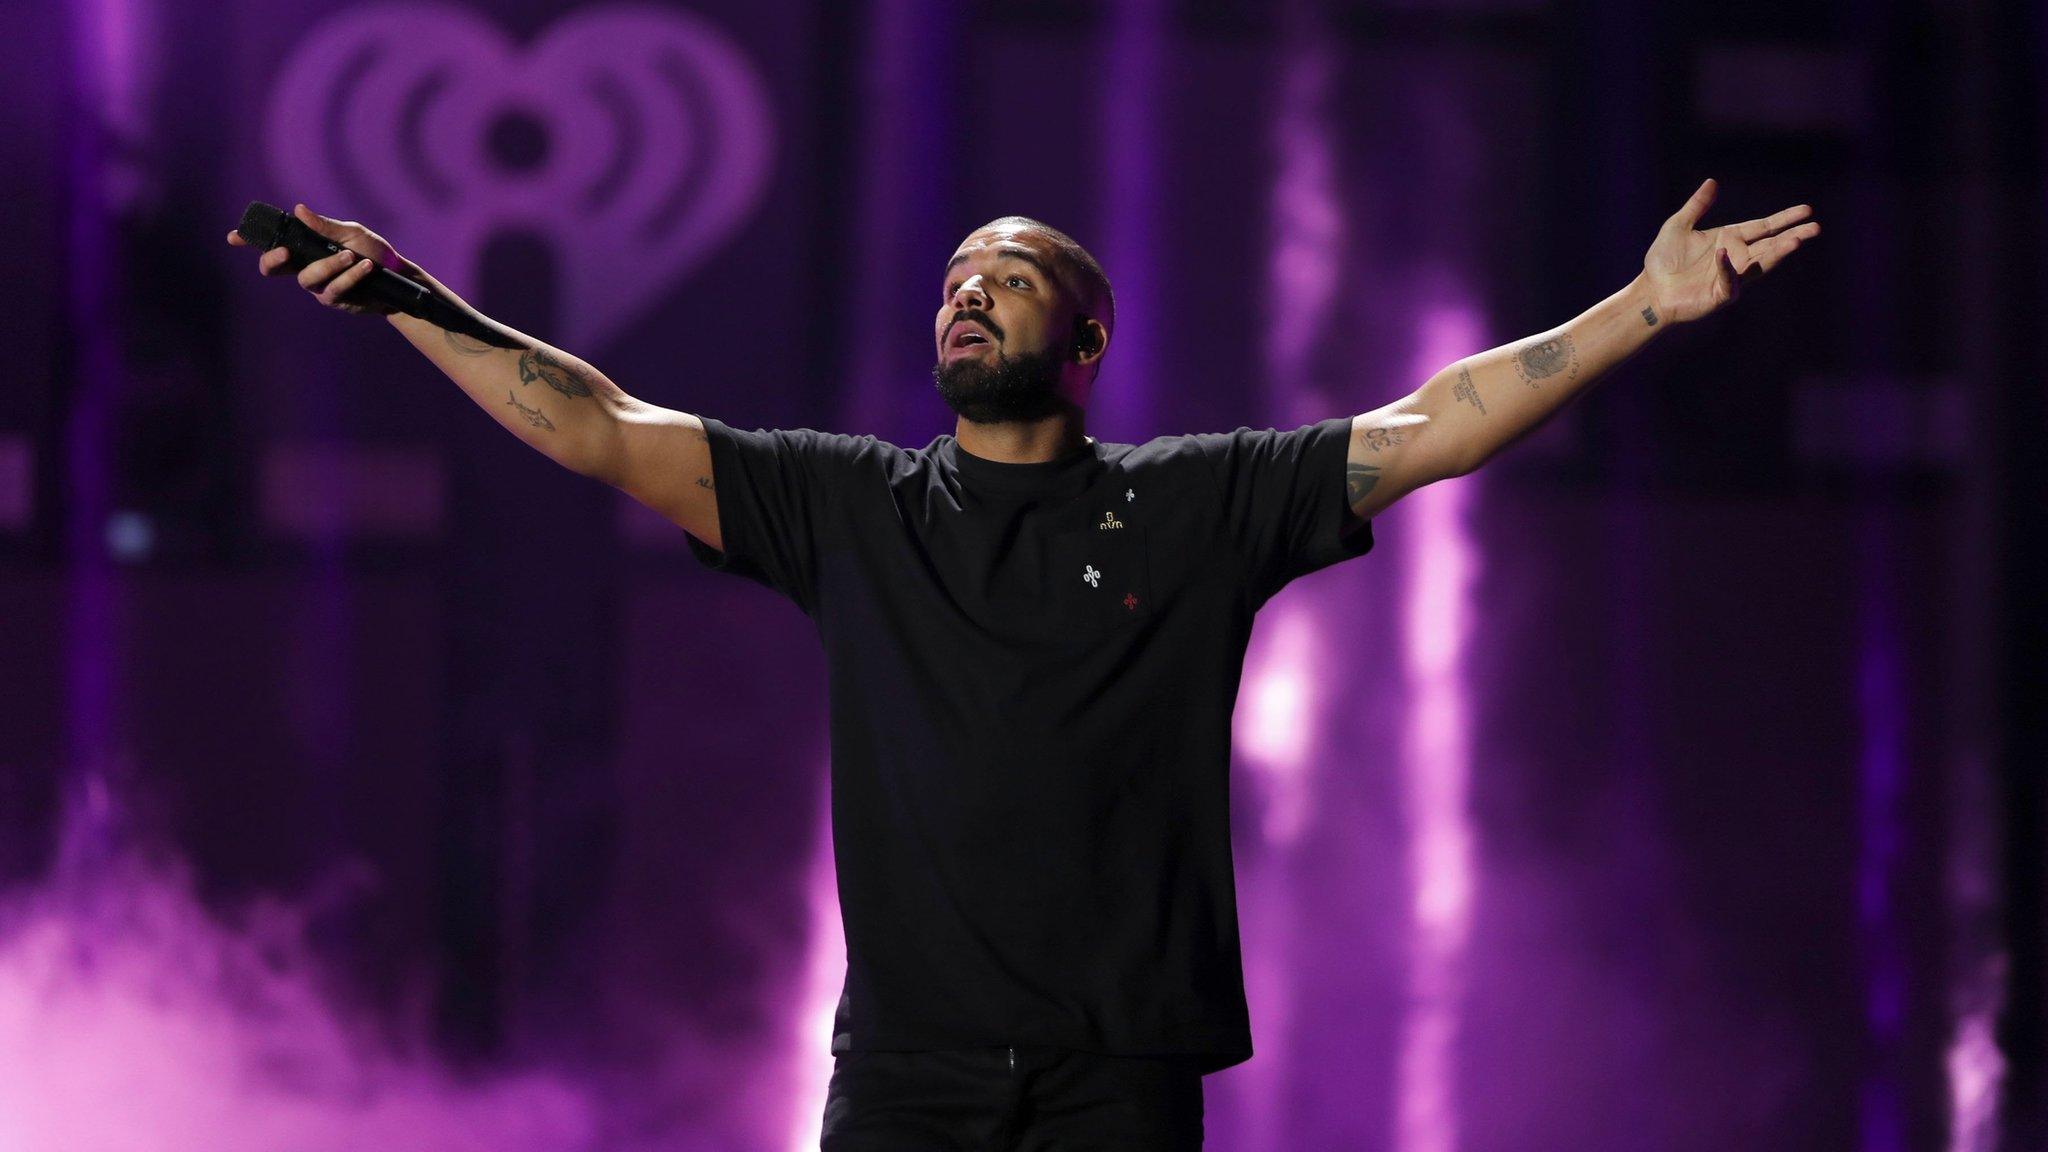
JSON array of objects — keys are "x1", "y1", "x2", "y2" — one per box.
[{"x1": 266, "y1": 3, "x2": 775, "y2": 352}]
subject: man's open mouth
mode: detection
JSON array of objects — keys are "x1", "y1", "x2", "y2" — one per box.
[{"x1": 949, "y1": 322, "x2": 995, "y2": 349}]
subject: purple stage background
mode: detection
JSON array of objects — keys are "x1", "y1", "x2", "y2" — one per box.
[{"x1": 0, "y1": 0, "x2": 2038, "y2": 1149}]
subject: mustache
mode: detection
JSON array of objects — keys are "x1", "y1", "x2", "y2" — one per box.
[{"x1": 946, "y1": 311, "x2": 1003, "y2": 343}]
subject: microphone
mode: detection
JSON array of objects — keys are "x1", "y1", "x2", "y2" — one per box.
[{"x1": 236, "y1": 201, "x2": 525, "y2": 350}]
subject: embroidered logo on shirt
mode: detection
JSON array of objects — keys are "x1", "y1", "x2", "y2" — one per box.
[
  {"x1": 1098, "y1": 511, "x2": 1123, "y2": 530},
  {"x1": 1082, "y1": 564, "x2": 1101, "y2": 588},
  {"x1": 1123, "y1": 592, "x2": 1139, "y2": 611},
  {"x1": 1126, "y1": 488, "x2": 1135, "y2": 502}
]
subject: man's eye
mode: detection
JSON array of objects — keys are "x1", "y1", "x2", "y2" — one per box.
[{"x1": 942, "y1": 274, "x2": 1029, "y2": 298}]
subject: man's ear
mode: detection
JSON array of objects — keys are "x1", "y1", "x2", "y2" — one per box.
[{"x1": 1073, "y1": 316, "x2": 1105, "y2": 360}]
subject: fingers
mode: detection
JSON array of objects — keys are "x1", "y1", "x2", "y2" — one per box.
[
  {"x1": 315, "y1": 250, "x2": 380, "y2": 308},
  {"x1": 1674, "y1": 177, "x2": 1717, "y2": 229},
  {"x1": 1733, "y1": 204, "x2": 1816, "y2": 243},
  {"x1": 258, "y1": 244, "x2": 294, "y2": 275},
  {"x1": 1749, "y1": 222, "x2": 1821, "y2": 272},
  {"x1": 293, "y1": 201, "x2": 346, "y2": 240},
  {"x1": 296, "y1": 246, "x2": 361, "y2": 290},
  {"x1": 1717, "y1": 247, "x2": 1741, "y2": 303},
  {"x1": 283, "y1": 246, "x2": 380, "y2": 311}
]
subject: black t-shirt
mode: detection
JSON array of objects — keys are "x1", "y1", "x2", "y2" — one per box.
[{"x1": 685, "y1": 415, "x2": 1372, "y2": 1074}]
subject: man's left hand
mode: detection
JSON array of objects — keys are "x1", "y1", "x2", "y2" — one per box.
[{"x1": 1642, "y1": 178, "x2": 1820, "y2": 325}]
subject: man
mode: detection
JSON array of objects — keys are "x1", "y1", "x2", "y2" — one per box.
[{"x1": 228, "y1": 178, "x2": 1817, "y2": 1149}]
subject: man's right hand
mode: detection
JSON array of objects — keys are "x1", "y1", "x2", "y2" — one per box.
[{"x1": 224, "y1": 202, "x2": 411, "y2": 315}]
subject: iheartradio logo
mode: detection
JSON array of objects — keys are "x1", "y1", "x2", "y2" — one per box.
[{"x1": 264, "y1": 3, "x2": 775, "y2": 352}]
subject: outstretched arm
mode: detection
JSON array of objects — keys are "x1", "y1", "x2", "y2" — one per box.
[
  {"x1": 227, "y1": 203, "x2": 727, "y2": 551},
  {"x1": 1340, "y1": 178, "x2": 1820, "y2": 523}
]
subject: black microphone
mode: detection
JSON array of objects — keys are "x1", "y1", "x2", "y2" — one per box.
[{"x1": 236, "y1": 201, "x2": 525, "y2": 350}]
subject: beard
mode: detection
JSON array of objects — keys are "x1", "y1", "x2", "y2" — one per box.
[{"x1": 930, "y1": 341, "x2": 1074, "y2": 425}]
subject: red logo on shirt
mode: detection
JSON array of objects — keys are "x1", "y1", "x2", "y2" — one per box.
[{"x1": 1123, "y1": 592, "x2": 1139, "y2": 611}]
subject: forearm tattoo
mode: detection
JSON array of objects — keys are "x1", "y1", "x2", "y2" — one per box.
[
  {"x1": 1640, "y1": 304, "x2": 1659, "y2": 327},
  {"x1": 517, "y1": 346, "x2": 597, "y2": 399},
  {"x1": 696, "y1": 475, "x2": 714, "y2": 491},
  {"x1": 1453, "y1": 364, "x2": 1487, "y2": 414},
  {"x1": 1512, "y1": 334, "x2": 1580, "y2": 387},
  {"x1": 443, "y1": 330, "x2": 495, "y2": 356},
  {"x1": 1361, "y1": 425, "x2": 1405, "y2": 452},
  {"x1": 505, "y1": 389, "x2": 555, "y2": 431},
  {"x1": 1346, "y1": 462, "x2": 1382, "y2": 508}
]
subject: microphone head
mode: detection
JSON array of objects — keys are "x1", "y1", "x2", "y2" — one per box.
[{"x1": 237, "y1": 201, "x2": 286, "y2": 248}]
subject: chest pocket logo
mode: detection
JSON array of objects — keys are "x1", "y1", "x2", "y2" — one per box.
[{"x1": 1047, "y1": 525, "x2": 1153, "y2": 635}]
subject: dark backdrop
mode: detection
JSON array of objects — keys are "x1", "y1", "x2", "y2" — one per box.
[{"x1": 0, "y1": 0, "x2": 2036, "y2": 1149}]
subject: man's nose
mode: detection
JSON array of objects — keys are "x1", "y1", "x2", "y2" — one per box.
[{"x1": 949, "y1": 276, "x2": 990, "y2": 309}]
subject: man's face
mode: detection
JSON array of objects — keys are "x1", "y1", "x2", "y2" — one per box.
[{"x1": 931, "y1": 227, "x2": 1084, "y2": 424}]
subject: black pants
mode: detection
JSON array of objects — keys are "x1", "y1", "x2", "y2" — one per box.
[{"x1": 819, "y1": 1045, "x2": 1205, "y2": 1151}]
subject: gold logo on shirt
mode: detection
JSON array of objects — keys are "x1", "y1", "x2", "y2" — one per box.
[{"x1": 1098, "y1": 510, "x2": 1124, "y2": 530}]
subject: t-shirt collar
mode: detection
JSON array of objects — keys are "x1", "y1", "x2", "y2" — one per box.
[{"x1": 941, "y1": 433, "x2": 1102, "y2": 496}]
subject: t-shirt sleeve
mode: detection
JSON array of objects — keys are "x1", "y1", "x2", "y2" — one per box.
[
  {"x1": 1191, "y1": 416, "x2": 1373, "y2": 608},
  {"x1": 684, "y1": 417, "x2": 857, "y2": 615}
]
